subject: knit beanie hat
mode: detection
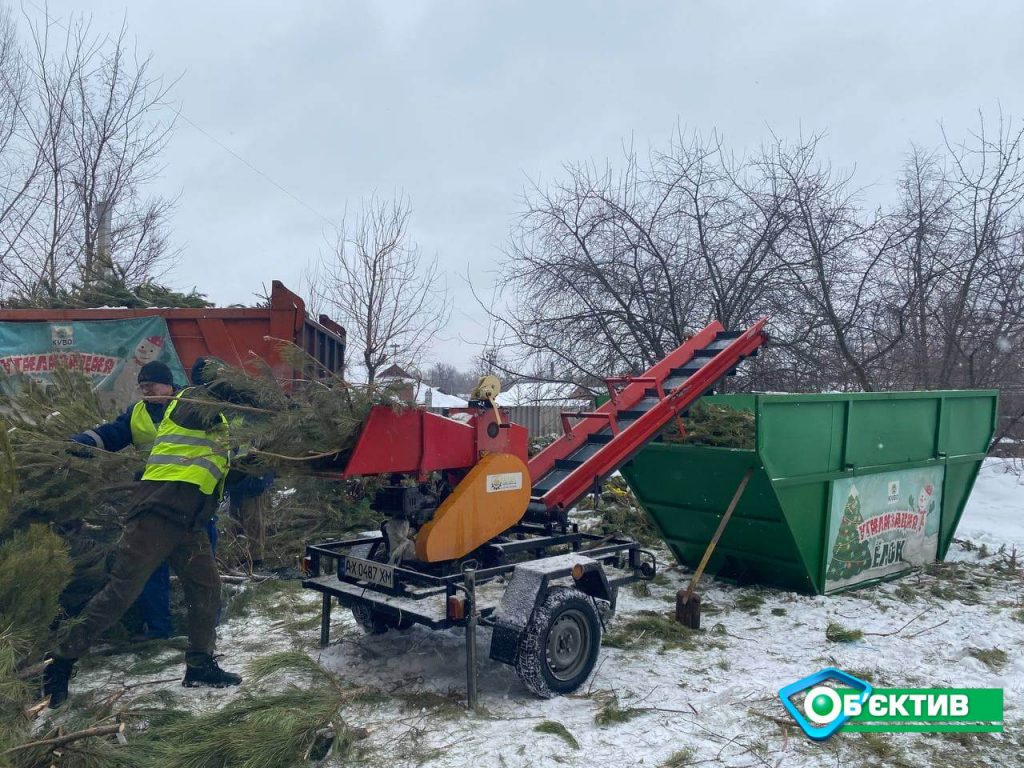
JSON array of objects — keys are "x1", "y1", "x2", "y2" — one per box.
[{"x1": 137, "y1": 360, "x2": 174, "y2": 387}]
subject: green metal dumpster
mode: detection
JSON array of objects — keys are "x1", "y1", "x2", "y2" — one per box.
[{"x1": 620, "y1": 391, "x2": 998, "y2": 594}]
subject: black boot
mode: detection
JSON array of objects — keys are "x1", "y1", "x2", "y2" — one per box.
[
  {"x1": 42, "y1": 654, "x2": 77, "y2": 708},
  {"x1": 182, "y1": 655, "x2": 242, "y2": 688}
]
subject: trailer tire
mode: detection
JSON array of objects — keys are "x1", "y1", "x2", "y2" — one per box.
[
  {"x1": 351, "y1": 605, "x2": 415, "y2": 634},
  {"x1": 514, "y1": 587, "x2": 602, "y2": 698}
]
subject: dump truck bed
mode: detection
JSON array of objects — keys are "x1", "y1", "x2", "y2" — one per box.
[{"x1": 0, "y1": 280, "x2": 345, "y2": 379}]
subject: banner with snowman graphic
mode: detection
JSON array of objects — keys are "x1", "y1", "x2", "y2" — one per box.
[
  {"x1": 0, "y1": 317, "x2": 186, "y2": 413},
  {"x1": 824, "y1": 466, "x2": 944, "y2": 593}
]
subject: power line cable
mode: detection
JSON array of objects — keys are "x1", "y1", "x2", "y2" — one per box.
[
  {"x1": 21, "y1": 0, "x2": 340, "y2": 231},
  {"x1": 170, "y1": 108, "x2": 339, "y2": 229}
]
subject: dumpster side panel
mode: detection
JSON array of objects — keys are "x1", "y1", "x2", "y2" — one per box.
[
  {"x1": 845, "y1": 397, "x2": 939, "y2": 468},
  {"x1": 938, "y1": 459, "x2": 985, "y2": 558},
  {"x1": 774, "y1": 482, "x2": 831, "y2": 593},
  {"x1": 942, "y1": 394, "x2": 999, "y2": 457},
  {"x1": 757, "y1": 400, "x2": 845, "y2": 479},
  {"x1": 621, "y1": 445, "x2": 815, "y2": 592},
  {"x1": 0, "y1": 281, "x2": 345, "y2": 380}
]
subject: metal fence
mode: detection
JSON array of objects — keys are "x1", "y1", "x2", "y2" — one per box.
[{"x1": 504, "y1": 406, "x2": 566, "y2": 438}]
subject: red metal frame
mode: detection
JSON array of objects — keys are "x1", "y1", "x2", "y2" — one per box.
[
  {"x1": 340, "y1": 405, "x2": 529, "y2": 480},
  {"x1": 530, "y1": 318, "x2": 769, "y2": 513},
  {"x1": 561, "y1": 411, "x2": 620, "y2": 438},
  {"x1": 604, "y1": 375, "x2": 666, "y2": 404},
  {"x1": 528, "y1": 320, "x2": 724, "y2": 484}
]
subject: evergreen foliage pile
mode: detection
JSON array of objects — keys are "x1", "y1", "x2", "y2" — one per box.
[
  {"x1": 666, "y1": 401, "x2": 756, "y2": 448},
  {"x1": 575, "y1": 475, "x2": 658, "y2": 545},
  {"x1": 0, "y1": 347, "x2": 401, "y2": 756},
  {"x1": 1, "y1": 279, "x2": 211, "y2": 310},
  {"x1": 0, "y1": 652, "x2": 368, "y2": 768}
]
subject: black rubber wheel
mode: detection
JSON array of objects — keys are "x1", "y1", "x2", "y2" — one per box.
[
  {"x1": 514, "y1": 587, "x2": 602, "y2": 698},
  {"x1": 350, "y1": 604, "x2": 415, "y2": 634}
]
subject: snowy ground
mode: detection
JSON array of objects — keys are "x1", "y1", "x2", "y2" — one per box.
[{"x1": 66, "y1": 459, "x2": 1024, "y2": 767}]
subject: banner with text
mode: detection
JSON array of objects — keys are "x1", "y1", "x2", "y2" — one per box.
[
  {"x1": 825, "y1": 466, "x2": 944, "y2": 592},
  {"x1": 0, "y1": 317, "x2": 186, "y2": 412}
]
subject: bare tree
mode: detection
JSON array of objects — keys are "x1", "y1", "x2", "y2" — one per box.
[
  {"x1": 491, "y1": 132, "x2": 787, "y2": 384},
  {"x1": 760, "y1": 133, "x2": 903, "y2": 391},
  {"x1": 0, "y1": 7, "x2": 176, "y2": 304},
  {"x1": 935, "y1": 114, "x2": 1024, "y2": 388},
  {"x1": 494, "y1": 113, "x2": 1024, "y2": 440},
  {"x1": 314, "y1": 193, "x2": 450, "y2": 383},
  {"x1": 424, "y1": 362, "x2": 478, "y2": 395}
]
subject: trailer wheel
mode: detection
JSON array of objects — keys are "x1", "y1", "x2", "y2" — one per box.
[
  {"x1": 350, "y1": 605, "x2": 414, "y2": 634},
  {"x1": 514, "y1": 587, "x2": 602, "y2": 698}
]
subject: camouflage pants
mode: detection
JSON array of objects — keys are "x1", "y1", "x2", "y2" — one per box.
[{"x1": 59, "y1": 511, "x2": 220, "y2": 666}]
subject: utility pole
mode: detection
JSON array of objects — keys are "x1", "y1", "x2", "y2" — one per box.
[{"x1": 95, "y1": 200, "x2": 113, "y2": 282}]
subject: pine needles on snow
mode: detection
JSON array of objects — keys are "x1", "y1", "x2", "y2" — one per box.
[
  {"x1": 129, "y1": 652, "x2": 368, "y2": 768},
  {"x1": 575, "y1": 475, "x2": 658, "y2": 545},
  {"x1": 1, "y1": 652, "x2": 370, "y2": 768},
  {"x1": 533, "y1": 720, "x2": 580, "y2": 749}
]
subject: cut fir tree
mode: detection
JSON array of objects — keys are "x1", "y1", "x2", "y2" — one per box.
[{"x1": 827, "y1": 487, "x2": 873, "y2": 582}]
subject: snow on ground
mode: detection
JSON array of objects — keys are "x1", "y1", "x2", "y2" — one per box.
[
  {"x1": 949, "y1": 458, "x2": 1024, "y2": 557},
  {"x1": 66, "y1": 460, "x2": 1024, "y2": 767}
]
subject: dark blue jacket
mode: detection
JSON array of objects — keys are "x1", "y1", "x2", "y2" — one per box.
[{"x1": 71, "y1": 400, "x2": 168, "y2": 452}]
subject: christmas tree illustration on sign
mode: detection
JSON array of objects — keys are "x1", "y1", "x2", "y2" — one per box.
[{"x1": 827, "y1": 486, "x2": 873, "y2": 581}]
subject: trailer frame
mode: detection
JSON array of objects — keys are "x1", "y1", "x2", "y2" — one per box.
[{"x1": 302, "y1": 522, "x2": 657, "y2": 702}]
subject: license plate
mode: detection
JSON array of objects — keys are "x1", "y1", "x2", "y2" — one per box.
[{"x1": 343, "y1": 556, "x2": 395, "y2": 588}]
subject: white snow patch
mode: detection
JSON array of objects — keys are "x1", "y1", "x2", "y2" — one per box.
[{"x1": 949, "y1": 457, "x2": 1024, "y2": 557}]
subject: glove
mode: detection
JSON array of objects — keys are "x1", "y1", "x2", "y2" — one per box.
[
  {"x1": 65, "y1": 442, "x2": 95, "y2": 459},
  {"x1": 227, "y1": 473, "x2": 270, "y2": 500}
]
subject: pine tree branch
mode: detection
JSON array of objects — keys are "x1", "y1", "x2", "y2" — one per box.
[
  {"x1": 250, "y1": 448, "x2": 345, "y2": 462},
  {"x1": 3, "y1": 723, "x2": 125, "y2": 755}
]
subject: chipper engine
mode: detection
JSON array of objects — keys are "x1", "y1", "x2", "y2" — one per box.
[{"x1": 303, "y1": 318, "x2": 768, "y2": 700}]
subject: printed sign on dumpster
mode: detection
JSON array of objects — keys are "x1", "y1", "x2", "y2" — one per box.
[
  {"x1": 825, "y1": 466, "x2": 944, "y2": 592},
  {"x1": 0, "y1": 317, "x2": 186, "y2": 413}
]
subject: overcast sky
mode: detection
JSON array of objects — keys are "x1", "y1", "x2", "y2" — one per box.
[{"x1": 30, "y1": 0, "x2": 1024, "y2": 371}]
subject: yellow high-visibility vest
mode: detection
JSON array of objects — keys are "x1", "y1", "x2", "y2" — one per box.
[
  {"x1": 128, "y1": 401, "x2": 158, "y2": 450},
  {"x1": 141, "y1": 389, "x2": 229, "y2": 496}
]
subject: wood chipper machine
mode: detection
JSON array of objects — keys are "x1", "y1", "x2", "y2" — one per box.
[{"x1": 302, "y1": 319, "x2": 769, "y2": 700}]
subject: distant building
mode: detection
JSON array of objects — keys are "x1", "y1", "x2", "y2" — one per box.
[
  {"x1": 494, "y1": 381, "x2": 593, "y2": 408},
  {"x1": 377, "y1": 364, "x2": 416, "y2": 401},
  {"x1": 377, "y1": 364, "x2": 469, "y2": 407},
  {"x1": 377, "y1": 363, "x2": 414, "y2": 381}
]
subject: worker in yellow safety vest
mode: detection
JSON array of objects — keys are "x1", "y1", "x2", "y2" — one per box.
[
  {"x1": 69, "y1": 360, "x2": 219, "y2": 640},
  {"x1": 48, "y1": 357, "x2": 242, "y2": 706}
]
